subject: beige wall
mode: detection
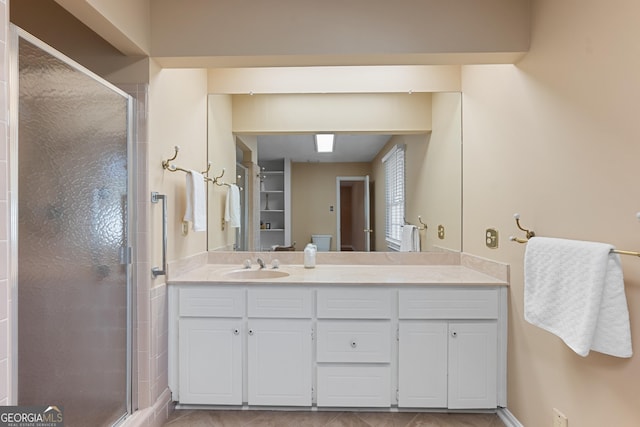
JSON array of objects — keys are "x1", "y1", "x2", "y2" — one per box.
[
  {"x1": 232, "y1": 93, "x2": 432, "y2": 134},
  {"x1": 151, "y1": 0, "x2": 529, "y2": 67},
  {"x1": 462, "y1": 1, "x2": 640, "y2": 426},
  {"x1": 207, "y1": 94, "x2": 237, "y2": 251},
  {"x1": 54, "y1": 0, "x2": 150, "y2": 55},
  {"x1": 414, "y1": 92, "x2": 462, "y2": 252},
  {"x1": 291, "y1": 162, "x2": 372, "y2": 251},
  {"x1": 148, "y1": 63, "x2": 208, "y2": 281},
  {"x1": 208, "y1": 66, "x2": 461, "y2": 94}
]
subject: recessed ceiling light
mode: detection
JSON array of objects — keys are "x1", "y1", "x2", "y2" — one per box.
[{"x1": 315, "y1": 134, "x2": 335, "y2": 153}]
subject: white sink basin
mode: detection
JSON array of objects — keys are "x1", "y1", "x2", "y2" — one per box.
[{"x1": 223, "y1": 269, "x2": 290, "y2": 280}]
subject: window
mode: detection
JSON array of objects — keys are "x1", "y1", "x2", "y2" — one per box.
[{"x1": 382, "y1": 144, "x2": 405, "y2": 251}]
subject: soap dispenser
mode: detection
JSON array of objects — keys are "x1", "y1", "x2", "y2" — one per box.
[{"x1": 304, "y1": 243, "x2": 317, "y2": 268}]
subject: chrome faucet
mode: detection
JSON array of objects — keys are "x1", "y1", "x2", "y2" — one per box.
[{"x1": 256, "y1": 258, "x2": 265, "y2": 269}]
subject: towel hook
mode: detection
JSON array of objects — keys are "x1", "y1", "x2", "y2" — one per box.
[
  {"x1": 211, "y1": 168, "x2": 227, "y2": 186},
  {"x1": 161, "y1": 145, "x2": 181, "y2": 171},
  {"x1": 510, "y1": 213, "x2": 535, "y2": 243},
  {"x1": 417, "y1": 216, "x2": 428, "y2": 231}
]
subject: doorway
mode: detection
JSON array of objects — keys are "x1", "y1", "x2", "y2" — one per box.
[
  {"x1": 336, "y1": 176, "x2": 372, "y2": 252},
  {"x1": 11, "y1": 28, "x2": 133, "y2": 426}
]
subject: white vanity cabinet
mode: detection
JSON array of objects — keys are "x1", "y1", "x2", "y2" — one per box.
[
  {"x1": 398, "y1": 288, "x2": 500, "y2": 409},
  {"x1": 247, "y1": 288, "x2": 313, "y2": 406},
  {"x1": 169, "y1": 281, "x2": 507, "y2": 411}
]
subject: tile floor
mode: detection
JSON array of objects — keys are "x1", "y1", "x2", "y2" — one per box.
[{"x1": 164, "y1": 409, "x2": 506, "y2": 427}]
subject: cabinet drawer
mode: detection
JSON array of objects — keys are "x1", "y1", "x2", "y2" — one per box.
[
  {"x1": 317, "y1": 320, "x2": 391, "y2": 363},
  {"x1": 399, "y1": 288, "x2": 498, "y2": 319},
  {"x1": 317, "y1": 288, "x2": 391, "y2": 319},
  {"x1": 248, "y1": 288, "x2": 312, "y2": 318},
  {"x1": 317, "y1": 365, "x2": 391, "y2": 407},
  {"x1": 179, "y1": 287, "x2": 244, "y2": 317}
]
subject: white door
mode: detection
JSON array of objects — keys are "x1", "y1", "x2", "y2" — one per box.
[
  {"x1": 448, "y1": 322, "x2": 498, "y2": 409},
  {"x1": 398, "y1": 321, "x2": 448, "y2": 408},
  {"x1": 179, "y1": 318, "x2": 243, "y2": 405},
  {"x1": 248, "y1": 319, "x2": 312, "y2": 406}
]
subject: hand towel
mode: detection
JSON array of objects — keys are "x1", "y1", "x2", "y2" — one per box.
[
  {"x1": 224, "y1": 184, "x2": 241, "y2": 228},
  {"x1": 400, "y1": 225, "x2": 420, "y2": 252},
  {"x1": 183, "y1": 170, "x2": 206, "y2": 232},
  {"x1": 524, "y1": 236, "x2": 632, "y2": 358}
]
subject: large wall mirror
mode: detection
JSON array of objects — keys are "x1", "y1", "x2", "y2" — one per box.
[{"x1": 207, "y1": 92, "x2": 461, "y2": 253}]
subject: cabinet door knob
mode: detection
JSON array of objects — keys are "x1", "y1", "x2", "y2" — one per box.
[
  {"x1": 233, "y1": 329, "x2": 240, "y2": 335},
  {"x1": 248, "y1": 329, "x2": 254, "y2": 336},
  {"x1": 451, "y1": 331, "x2": 457, "y2": 338},
  {"x1": 350, "y1": 340, "x2": 357, "y2": 348}
]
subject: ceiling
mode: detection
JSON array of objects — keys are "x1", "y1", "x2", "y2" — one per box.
[{"x1": 256, "y1": 134, "x2": 392, "y2": 163}]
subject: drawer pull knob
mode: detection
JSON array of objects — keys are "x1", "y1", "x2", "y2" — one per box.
[
  {"x1": 451, "y1": 331, "x2": 458, "y2": 338},
  {"x1": 351, "y1": 341, "x2": 357, "y2": 348},
  {"x1": 248, "y1": 330, "x2": 254, "y2": 336},
  {"x1": 233, "y1": 329, "x2": 240, "y2": 335}
]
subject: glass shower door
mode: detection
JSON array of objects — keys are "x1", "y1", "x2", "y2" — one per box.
[{"x1": 14, "y1": 31, "x2": 132, "y2": 426}]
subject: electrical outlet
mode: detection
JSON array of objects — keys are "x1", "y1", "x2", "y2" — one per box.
[
  {"x1": 485, "y1": 228, "x2": 499, "y2": 249},
  {"x1": 553, "y1": 408, "x2": 568, "y2": 427},
  {"x1": 437, "y1": 225, "x2": 445, "y2": 239}
]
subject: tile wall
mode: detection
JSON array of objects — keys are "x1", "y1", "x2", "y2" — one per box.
[{"x1": 120, "y1": 83, "x2": 171, "y2": 427}]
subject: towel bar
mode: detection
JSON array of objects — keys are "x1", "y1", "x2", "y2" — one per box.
[
  {"x1": 509, "y1": 213, "x2": 640, "y2": 257},
  {"x1": 404, "y1": 216, "x2": 427, "y2": 231}
]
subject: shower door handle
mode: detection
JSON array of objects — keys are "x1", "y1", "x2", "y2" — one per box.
[{"x1": 151, "y1": 192, "x2": 167, "y2": 278}]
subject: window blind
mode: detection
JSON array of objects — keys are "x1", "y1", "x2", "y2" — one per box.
[{"x1": 382, "y1": 144, "x2": 406, "y2": 251}]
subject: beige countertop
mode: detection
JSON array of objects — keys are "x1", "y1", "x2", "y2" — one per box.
[{"x1": 168, "y1": 263, "x2": 508, "y2": 286}]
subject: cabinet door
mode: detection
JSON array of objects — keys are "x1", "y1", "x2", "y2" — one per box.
[
  {"x1": 178, "y1": 318, "x2": 242, "y2": 405},
  {"x1": 398, "y1": 321, "x2": 448, "y2": 408},
  {"x1": 448, "y1": 322, "x2": 498, "y2": 409},
  {"x1": 248, "y1": 319, "x2": 312, "y2": 406}
]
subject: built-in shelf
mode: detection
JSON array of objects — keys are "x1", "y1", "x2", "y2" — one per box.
[{"x1": 259, "y1": 158, "x2": 291, "y2": 250}]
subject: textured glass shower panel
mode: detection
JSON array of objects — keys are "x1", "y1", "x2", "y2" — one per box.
[{"x1": 17, "y1": 38, "x2": 129, "y2": 427}]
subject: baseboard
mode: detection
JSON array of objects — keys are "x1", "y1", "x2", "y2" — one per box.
[
  {"x1": 498, "y1": 407, "x2": 524, "y2": 427},
  {"x1": 121, "y1": 388, "x2": 172, "y2": 427}
]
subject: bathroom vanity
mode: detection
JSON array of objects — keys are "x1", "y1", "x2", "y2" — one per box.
[{"x1": 167, "y1": 262, "x2": 508, "y2": 411}]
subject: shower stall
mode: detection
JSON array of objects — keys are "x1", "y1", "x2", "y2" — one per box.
[{"x1": 10, "y1": 28, "x2": 134, "y2": 426}]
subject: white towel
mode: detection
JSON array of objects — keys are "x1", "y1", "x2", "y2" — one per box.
[
  {"x1": 224, "y1": 184, "x2": 241, "y2": 228},
  {"x1": 183, "y1": 170, "x2": 206, "y2": 232},
  {"x1": 524, "y1": 237, "x2": 632, "y2": 358},
  {"x1": 400, "y1": 225, "x2": 420, "y2": 252}
]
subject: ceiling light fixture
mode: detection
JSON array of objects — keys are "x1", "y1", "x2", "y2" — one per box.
[{"x1": 315, "y1": 134, "x2": 335, "y2": 153}]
